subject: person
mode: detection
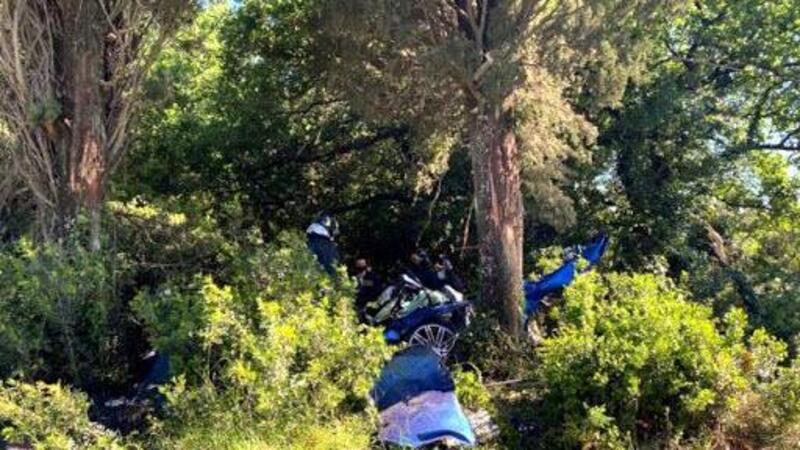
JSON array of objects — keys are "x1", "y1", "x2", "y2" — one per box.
[
  {"x1": 406, "y1": 249, "x2": 445, "y2": 290},
  {"x1": 354, "y1": 258, "x2": 383, "y2": 314},
  {"x1": 306, "y1": 212, "x2": 340, "y2": 277},
  {"x1": 433, "y1": 254, "x2": 466, "y2": 292}
]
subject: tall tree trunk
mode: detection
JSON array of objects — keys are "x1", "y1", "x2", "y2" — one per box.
[
  {"x1": 61, "y1": 0, "x2": 107, "y2": 249},
  {"x1": 0, "y1": 1, "x2": 189, "y2": 246},
  {"x1": 469, "y1": 109, "x2": 524, "y2": 338}
]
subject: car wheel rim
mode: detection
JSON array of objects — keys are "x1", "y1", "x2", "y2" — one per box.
[{"x1": 408, "y1": 323, "x2": 456, "y2": 359}]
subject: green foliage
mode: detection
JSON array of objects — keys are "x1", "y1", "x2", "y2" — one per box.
[
  {"x1": 0, "y1": 237, "x2": 135, "y2": 388},
  {"x1": 133, "y1": 232, "x2": 391, "y2": 448},
  {"x1": 0, "y1": 198, "x2": 243, "y2": 389},
  {"x1": 564, "y1": 1, "x2": 800, "y2": 345},
  {"x1": 125, "y1": 0, "x2": 460, "y2": 271},
  {"x1": 2, "y1": 0, "x2": 798, "y2": 448},
  {"x1": 457, "y1": 310, "x2": 536, "y2": 381},
  {"x1": 453, "y1": 367, "x2": 493, "y2": 412},
  {"x1": 106, "y1": 197, "x2": 247, "y2": 285},
  {"x1": 712, "y1": 154, "x2": 800, "y2": 342},
  {"x1": 719, "y1": 359, "x2": 800, "y2": 449},
  {"x1": 0, "y1": 380, "x2": 124, "y2": 449},
  {"x1": 317, "y1": 0, "x2": 680, "y2": 230},
  {"x1": 536, "y1": 272, "x2": 749, "y2": 447},
  {"x1": 570, "y1": 405, "x2": 629, "y2": 450},
  {"x1": 533, "y1": 270, "x2": 800, "y2": 448}
]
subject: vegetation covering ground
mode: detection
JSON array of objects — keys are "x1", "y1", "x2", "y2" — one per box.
[{"x1": 0, "y1": 0, "x2": 799, "y2": 449}]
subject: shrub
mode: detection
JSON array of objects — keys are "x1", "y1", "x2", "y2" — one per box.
[
  {"x1": 133, "y1": 232, "x2": 391, "y2": 448},
  {"x1": 0, "y1": 198, "x2": 259, "y2": 392},
  {"x1": 0, "y1": 380, "x2": 124, "y2": 449},
  {"x1": 456, "y1": 310, "x2": 537, "y2": 380},
  {"x1": 719, "y1": 355, "x2": 800, "y2": 449},
  {"x1": 105, "y1": 197, "x2": 245, "y2": 286},
  {"x1": 536, "y1": 272, "x2": 750, "y2": 447},
  {"x1": 453, "y1": 367, "x2": 493, "y2": 412},
  {"x1": 0, "y1": 237, "x2": 137, "y2": 388}
]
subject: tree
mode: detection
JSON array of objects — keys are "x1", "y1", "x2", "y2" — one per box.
[
  {"x1": 0, "y1": 0, "x2": 195, "y2": 249},
  {"x1": 125, "y1": 0, "x2": 474, "y2": 270},
  {"x1": 316, "y1": 0, "x2": 680, "y2": 335},
  {"x1": 587, "y1": 0, "x2": 800, "y2": 272},
  {"x1": 562, "y1": 0, "x2": 800, "y2": 337}
]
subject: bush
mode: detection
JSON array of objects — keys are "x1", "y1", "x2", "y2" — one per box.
[
  {"x1": 133, "y1": 232, "x2": 391, "y2": 448},
  {"x1": 0, "y1": 198, "x2": 236, "y2": 390},
  {"x1": 453, "y1": 367, "x2": 493, "y2": 412},
  {"x1": 456, "y1": 310, "x2": 537, "y2": 381},
  {"x1": 719, "y1": 351, "x2": 800, "y2": 449},
  {"x1": 0, "y1": 380, "x2": 124, "y2": 449},
  {"x1": 0, "y1": 237, "x2": 137, "y2": 388},
  {"x1": 0, "y1": 198, "x2": 261, "y2": 390},
  {"x1": 535, "y1": 272, "x2": 750, "y2": 448},
  {"x1": 105, "y1": 197, "x2": 246, "y2": 286}
]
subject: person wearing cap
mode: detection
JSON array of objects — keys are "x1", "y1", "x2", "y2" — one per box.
[{"x1": 306, "y1": 212, "x2": 340, "y2": 277}]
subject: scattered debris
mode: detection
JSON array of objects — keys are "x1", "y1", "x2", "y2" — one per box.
[
  {"x1": 466, "y1": 408, "x2": 501, "y2": 443},
  {"x1": 90, "y1": 351, "x2": 171, "y2": 434}
]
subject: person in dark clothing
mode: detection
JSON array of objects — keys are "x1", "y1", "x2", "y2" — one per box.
[
  {"x1": 354, "y1": 258, "x2": 383, "y2": 314},
  {"x1": 433, "y1": 254, "x2": 466, "y2": 292},
  {"x1": 406, "y1": 249, "x2": 446, "y2": 290},
  {"x1": 306, "y1": 213, "x2": 340, "y2": 277}
]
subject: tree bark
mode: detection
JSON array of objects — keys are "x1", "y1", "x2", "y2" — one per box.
[
  {"x1": 469, "y1": 109, "x2": 524, "y2": 338},
  {"x1": 0, "y1": 1, "x2": 189, "y2": 246},
  {"x1": 60, "y1": 0, "x2": 108, "y2": 249}
]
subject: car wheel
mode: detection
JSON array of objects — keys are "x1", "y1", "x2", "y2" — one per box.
[{"x1": 408, "y1": 322, "x2": 457, "y2": 359}]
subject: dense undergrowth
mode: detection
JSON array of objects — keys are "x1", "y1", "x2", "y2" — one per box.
[
  {"x1": 135, "y1": 231, "x2": 391, "y2": 449},
  {"x1": 0, "y1": 201, "x2": 798, "y2": 449},
  {"x1": 535, "y1": 273, "x2": 800, "y2": 448},
  {"x1": 458, "y1": 273, "x2": 800, "y2": 449},
  {"x1": 0, "y1": 202, "x2": 390, "y2": 449}
]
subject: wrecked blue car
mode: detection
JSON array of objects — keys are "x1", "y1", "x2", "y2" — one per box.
[
  {"x1": 366, "y1": 234, "x2": 608, "y2": 356},
  {"x1": 366, "y1": 274, "x2": 473, "y2": 359},
  {"x1": 372, "y1": 346, "x2": 476, "y2": 448}
]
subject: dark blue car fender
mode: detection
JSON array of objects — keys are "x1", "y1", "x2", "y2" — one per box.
[{"x1": 383, "y1": 301, "x2": 472, "y2": 344}]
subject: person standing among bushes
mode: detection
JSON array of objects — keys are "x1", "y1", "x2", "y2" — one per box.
[
  {"x1": 306, "y1": 212, "x2": 340, "y2": 277},
  {"x1": 354, "y1": 258, "x2": 382, "y2": 315}
]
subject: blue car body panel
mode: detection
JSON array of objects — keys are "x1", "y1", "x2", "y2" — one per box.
[
  {"x1": 373, "y1": 346, "x2": 476, "y2": 447},
  {"x1": 524, "y1": 233, "x2": 609, "y2": 316},
  {"x1": 582, "y1": 233, "x2": 609, "y2": 265},
  {"x1": 524, "y1": 260, "x2": 577, "y2": 316},
  {"x1": 384, "y1": 301, "x2": 470, "y2": 342}
]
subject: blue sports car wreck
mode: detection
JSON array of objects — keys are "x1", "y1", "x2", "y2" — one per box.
[
  {"x1": 371, "y1": 234, "x2": 609, "y2": 448},
  {"x1": 372, "y1": 346, "x2": 476, "y2": 448},
  {"x1": 366, "y1": 274, "x2": 473, "y2": 359}
]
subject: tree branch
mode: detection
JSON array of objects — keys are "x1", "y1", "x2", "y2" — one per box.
[{"x1": 750, "y1": 143, "x2": 800, "y2": 152}]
